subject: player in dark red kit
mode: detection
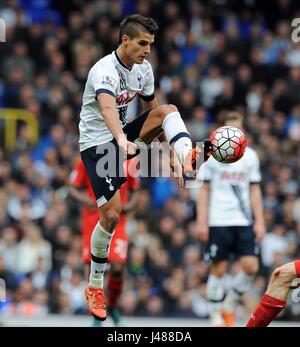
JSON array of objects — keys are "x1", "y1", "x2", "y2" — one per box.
[{"x1": 246, "y1": 260, "x2": 300, "y2": 327}]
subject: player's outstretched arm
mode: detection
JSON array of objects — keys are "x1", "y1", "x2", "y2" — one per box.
[
  {"x1": 246, "y1": 260, "x2": 300, "y2": 327},
  {"x1": 97, "y1": 93, "x2": 137, "y2": 156}
]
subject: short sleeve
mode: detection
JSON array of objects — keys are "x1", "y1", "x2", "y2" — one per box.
[
  {"x1": 197, "y1": 158, "x2": 214, "y2": 182},
  {"x1": 90, "y1": 63, "x2": 118, "y2": 98},
  {"x1": 139, "y1": 62, "x2": 155, "y2": 101},
  {"x1": 249, "y1": 150, "x2": 261, "y2": 183}
]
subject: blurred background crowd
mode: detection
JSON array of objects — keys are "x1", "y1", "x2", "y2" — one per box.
[{"x1": 1, "y1": 0, "x2": 300, "y2": 322}]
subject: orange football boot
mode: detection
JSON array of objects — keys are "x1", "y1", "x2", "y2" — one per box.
[
  {"x1": 221, "y1": 310, "x2": 235, "y2": 327},
  {"x1": 183, "y1": 147, "x2": 202, "y2": 178},
  {"x1": 183, "y1": 140, "x2": 212, "y2": 178},
  {"x1": 85, "y1": 287, "x2": 107, "y2": 320}
]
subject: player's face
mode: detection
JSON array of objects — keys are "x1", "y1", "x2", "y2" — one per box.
[{"x1": 126, "y1": 32, "x2": 154, "y2": 64}]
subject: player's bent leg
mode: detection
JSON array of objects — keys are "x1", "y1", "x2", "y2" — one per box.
[
  {"x1": 138, "y1": 104, "x2": 176, "y2": 142},
  {"x1": 86, "y1": 192, "x2": 122, "y2": 321},
  {"x1": 222, "y1": 256, "x2": 258, "y2": 327},
  {"x1": 246, "y1": 261, "x2": 299, "y2": 327},
  {"x1": 206, "y1": 260, "x2": 228, "y2": 327},
  {"x1": 138, "y1": 104, "x2": 207, "y2": 177}
]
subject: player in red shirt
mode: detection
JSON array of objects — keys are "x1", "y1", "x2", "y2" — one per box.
[
  {"x1": 246, "y1": 260, "x2": 300, "y2": 327},
  {"x1": 69, "y1": 158, "x2": 139, "y2": 325}
]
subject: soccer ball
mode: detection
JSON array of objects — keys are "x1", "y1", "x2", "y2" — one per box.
[{"x1": 209, "y1": 126, "x2": 247, "y2": 163}]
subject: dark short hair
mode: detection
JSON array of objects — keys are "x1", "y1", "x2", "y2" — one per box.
[
  {"x1": 119, "y1": 14, "x2": 159, "y2": 44},
  {"x1": 225, "y1": 112, "x2": 244, "y2": 122}
]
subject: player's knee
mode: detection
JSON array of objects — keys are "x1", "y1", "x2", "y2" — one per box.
[
  {"x1": 243, "y1": 261, "x2": 259, "y2": 275},
  {"x1": 211, "y1": 261, "x2": 227, "y2": 277},
  {"x1": 158, "y1": 104, "x2": 178, "y2": 120},
  {"x1": 103, "y1": 210, "x2": 120, "y2": 231}
]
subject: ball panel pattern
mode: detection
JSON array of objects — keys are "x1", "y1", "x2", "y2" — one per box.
[{"x1": 209, "y1": 126, "x2": 247, "y2": 163}]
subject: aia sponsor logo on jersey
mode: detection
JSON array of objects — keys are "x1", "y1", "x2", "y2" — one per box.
[
  {"x1": 219, "y1": 171, "x2": 246, "y2": 182},
  {"x1": 116, "y1": 91, "x2": 130, "y2": 105},
  {"x1": 116, "y1": 90, "x2": 137, "y2": 106}
]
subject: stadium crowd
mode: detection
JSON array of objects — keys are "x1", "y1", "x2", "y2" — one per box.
[{"x1": 1, "y1": 0, "x2": 300, "y2": 321}]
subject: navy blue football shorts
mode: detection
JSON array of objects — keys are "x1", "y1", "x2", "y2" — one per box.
[
  {"x1": 80, "y1": 110, "x2": 151, "y2": 207},
  {"x1": 205, "y1": 225, "x2": 259, "y2": 261}
]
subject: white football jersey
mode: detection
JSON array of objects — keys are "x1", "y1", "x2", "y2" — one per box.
[
  {"x1": 197, "y1": 147, "x2": 261, "y2": 226},
  {"x1": 79, "y1": 51, "x2": 155, "y2": 151}
]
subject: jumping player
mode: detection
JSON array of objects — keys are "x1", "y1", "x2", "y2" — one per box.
[
  {"x1": 79, "y1": 14, "x2": 210, "y2": 320},
  {"x1": 196, "y1": 112, "x2": 266, "y2": 326},
  {"x1": 69, "y1": 158, "x2": 139, "y2": 325},
  {"x1": 246, "y1": 260, "x2": 300, "y2": 327}
]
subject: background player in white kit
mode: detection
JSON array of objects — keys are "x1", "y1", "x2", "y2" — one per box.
[
  {"x1": 196, "y1": 112, "x2": 266, "y2": 327},
  {"x1": 79, "y1": 14, "x2": 211, "y2": 320}
]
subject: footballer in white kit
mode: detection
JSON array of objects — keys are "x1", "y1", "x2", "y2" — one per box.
[
  {"x1": 197, "y1": 113, "x2": 265, "y2": 327},
  {"x1": 80, "y1": 15, "x2": 211, "y2": 321},
  {"x1": 205, "y1": 146, "x2": 261, "y2": 227},
  {"x1": 79, "y1": 50, "x2": 155, "y2": 206},
  {"x1": 79, "y1": 50, "x2": 155, "y2": 151}
]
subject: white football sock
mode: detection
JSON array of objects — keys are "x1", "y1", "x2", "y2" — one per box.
[
  {"x1": 206, "y1": 274, "x2": 225, "y2": 316},
  {"x1": 162, "y1": 111, "x2": 192, "y2": 165},
  {"x1": 89, "y1": 222, "x2": 113, "y2": 288},
  {"x1": 222, "y1": 271, "x2": 255, "y2": 313}
]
